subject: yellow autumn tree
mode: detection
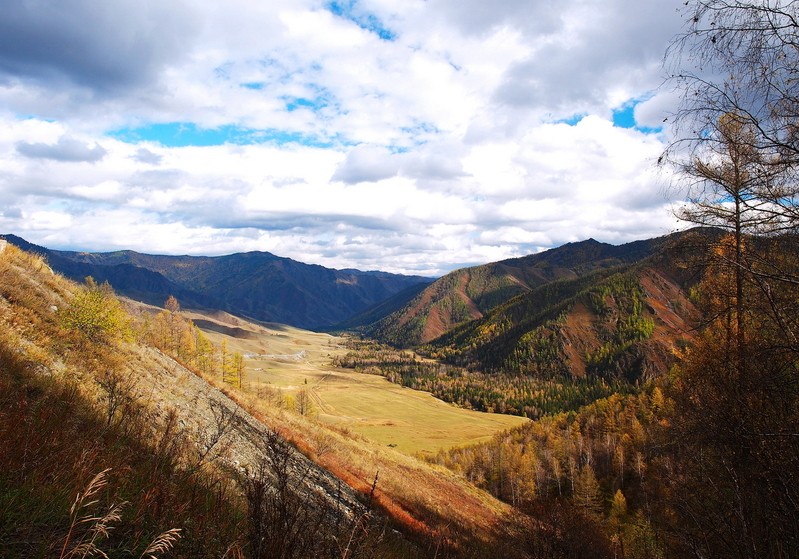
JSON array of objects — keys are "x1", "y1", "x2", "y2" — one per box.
[{"x1": 60, "y1": 277, "x2": 131, "y2": 344}]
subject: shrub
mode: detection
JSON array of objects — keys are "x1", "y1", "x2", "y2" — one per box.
[{"x1": 59, "y1": 277, "x2": 131, "y2": 344}]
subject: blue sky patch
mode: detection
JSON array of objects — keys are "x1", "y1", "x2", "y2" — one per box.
[
  {"x1": 284, "y1": 97, "x2": 318, "y2": 112},
  {"x1": 612, "y1": 98, "x2": 662, "y2": 134},
  {"x1": 557, "y1": 113, "x2": 586, "y2": 126},
  {"x1": 281, "y1": 91, "x2": 334, "y2": 113},
  {"x1": 612, "y1": 104, "x2": 636, "y2": 128},
  {"x1": 108, "y1": 122, "x2": 340, "y2": 148},
  {"x1": 325, "y1": 0, "x2": 396, "y2": 41}
]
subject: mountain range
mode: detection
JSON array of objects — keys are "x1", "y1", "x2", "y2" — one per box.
[
  {"x1": 344, "y1": 234, "x2": 680, "y2": 345},
  {"x1": 3, "y1": 229, "x2": 711, "y2": 389},
  {"x1": 0, "y1": 234, "x2": 432, "y2": 330}
]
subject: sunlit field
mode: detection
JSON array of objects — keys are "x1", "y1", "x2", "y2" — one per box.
[{"x1": 185, "y1": 310, "x2": 527, "y2": 455}]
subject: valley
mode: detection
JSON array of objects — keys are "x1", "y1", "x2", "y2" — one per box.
[
  {"x1": 2, "y1": 228, "x2": 797, "y2": 559},
  {"x1": 181, "y1": 308, "x2": 528, "y2": 456},
  {"x1": 0, "y1": 241, "x2": 526, "y2": 558}
]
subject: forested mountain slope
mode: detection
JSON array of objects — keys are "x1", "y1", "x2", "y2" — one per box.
[
  {"x1": 354, "y1": 232, "x2": 693, "y2": 347},
  {"x1": 426, "y1": 257, "x2": 699, "y2": 383}
]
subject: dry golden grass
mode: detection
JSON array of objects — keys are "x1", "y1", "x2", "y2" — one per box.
[
  {"x1": 182, "y1": 309, "x2": 526, "y2": 456},
  {"x1": 172, "y1": 315, "x2": 526, "y2": 552}
]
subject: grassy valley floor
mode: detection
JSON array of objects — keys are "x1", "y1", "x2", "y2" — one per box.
[{"x1": 184, "y1": 309, "x2": 527, "y2": 456}]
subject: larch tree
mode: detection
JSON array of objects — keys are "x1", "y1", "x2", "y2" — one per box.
[
  {"x1": 656, "y1": 3, "x2": 799, "y2": 556},
  {"x1": 573, "y1": 464, "x2": 602, "y2": 518},
  {"x1": 60, "y1": 277, "x2": 131, "y2": 344}
]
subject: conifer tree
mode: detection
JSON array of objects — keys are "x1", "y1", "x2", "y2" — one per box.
[{"x1": 573, "y1": 464, "x2": 602, "y2": 517}]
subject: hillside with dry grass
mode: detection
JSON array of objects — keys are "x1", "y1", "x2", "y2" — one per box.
[{"x1": 0, "y1": 240, "x2": 533, "y2": 558}]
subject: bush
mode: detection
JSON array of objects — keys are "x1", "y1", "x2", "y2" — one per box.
[{"x1": 59, "y1": 277, "x2": 131, "y2": 344}]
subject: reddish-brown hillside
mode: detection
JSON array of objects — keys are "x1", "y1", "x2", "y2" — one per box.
[
  {"x1": 359, "y1": 233, "x2": 684, "y2": 347},
  {"x1": 422, "y1": 257, "x2": 702, "y2": 414},
  {"x1": 554, "y1": 267, "x2": 698, "y2": 380}
]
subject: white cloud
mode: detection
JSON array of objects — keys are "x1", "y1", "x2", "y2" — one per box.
[{"x1": 0, "y1": 0, "x2": 688, "y2": 276}]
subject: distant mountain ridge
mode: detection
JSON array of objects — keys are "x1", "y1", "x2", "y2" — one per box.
[
  {"x1": 347, "y1": 232, "x2": 693, "y2": 347},
  {"x1": 0, "y1": 234, "x2": 433, "y2": 330}
]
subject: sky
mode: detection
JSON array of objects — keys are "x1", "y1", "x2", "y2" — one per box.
[{"x1": 0, "y1": 0, "x2": 688, "y2": 276}]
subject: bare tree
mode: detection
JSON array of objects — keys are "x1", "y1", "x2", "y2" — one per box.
[
  {"x1": 663, "y1": 0, "x2": 799, "y2": 231},
  {"x1": 95, "y1": 367, "x2": 139, "y2": 428},
  {"x1": 663, "y1": 1, "x2": 799, "y2": 350},
  {"x1": 243, "y1": 431, "x2": 383, "y2": 559}
]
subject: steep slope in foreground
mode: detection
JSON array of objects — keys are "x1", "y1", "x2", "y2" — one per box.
[
  {"x1": 355, "y1": 233, "x2": 680, "y2": 347},
  {"x1": 1, "y1": 234, "x2": 432, "y2": 330},
  {"x1": 0, "y1": 241, "x2": 530, "y2": 558},
  {"x1": 0, "y1": 241, "x2": 370, "y2": 556}
]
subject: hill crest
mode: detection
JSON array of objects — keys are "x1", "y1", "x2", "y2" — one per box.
[{"x1": 350, "y1": 232, "x2": 691, "y2": 346}]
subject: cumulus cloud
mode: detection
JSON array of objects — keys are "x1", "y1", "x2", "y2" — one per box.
[
  {"x1": 491, "y1": 0, "x2": 680, "y2": 120},
  {"x1": 16, "y1": 136, "x2": 107, "y2": 162},
  {"x1": 331, "y1": 144, "x2": 465, "y2": 184},
  {"x1": 0, "y1": 0, "x2": 690, "y2": 276}
]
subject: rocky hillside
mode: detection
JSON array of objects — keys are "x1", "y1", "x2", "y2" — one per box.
[
  {"x1": 0, "y1": 234, "x2": 432, "y2": 331},
  {"x1": 0, "y1": 239, "x2": 375, "y2": 557}
]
